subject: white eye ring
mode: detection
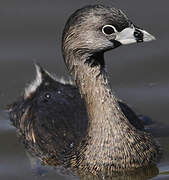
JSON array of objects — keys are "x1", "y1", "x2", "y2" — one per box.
[{"x1": 102, "y1": 25, "x2": 117, "y2": 35}]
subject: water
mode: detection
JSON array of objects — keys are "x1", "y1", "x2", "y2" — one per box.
[{"x1": 0, "y1": 0, "x2": 169, "y2": 179}]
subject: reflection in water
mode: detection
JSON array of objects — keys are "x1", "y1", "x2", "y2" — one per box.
[
  {"x1": 78, "y1": 165, "x2": 159, "y2": 180},
  {"x1": 24, "y1": 157, "x2": 159, "y2": 180}
]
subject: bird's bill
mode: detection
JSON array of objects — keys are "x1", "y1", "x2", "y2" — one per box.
[{"x1": 115, "y1": 25, "x2": 156, "y2": 45}]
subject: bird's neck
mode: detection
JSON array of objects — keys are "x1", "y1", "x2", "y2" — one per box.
[
  {"x1": 73, "y1": 54, "x2": 125, "y2": 129},
  {"x1": 65, "y1": 52, "x2": 131, "y2": 144}
]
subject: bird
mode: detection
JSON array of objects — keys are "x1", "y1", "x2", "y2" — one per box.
[{"x1": 8, "y1": 4, "x2": 161, "y2": 175}]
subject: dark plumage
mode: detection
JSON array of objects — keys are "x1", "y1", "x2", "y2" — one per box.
[{"x1": 8, "y1": 4, "x2": 160, "y2": 175}]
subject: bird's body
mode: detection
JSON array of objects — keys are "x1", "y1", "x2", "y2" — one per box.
[
  {"x1": 8, "y1": 65, "x2": 144, "y2": 167},
  {"x1": 8, "y1": 4, "x2": 161, "y2": 175}
]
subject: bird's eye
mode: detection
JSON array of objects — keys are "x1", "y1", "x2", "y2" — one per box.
[{"x1": 102, "y1": 25, "x2": 117, "y2": 35}]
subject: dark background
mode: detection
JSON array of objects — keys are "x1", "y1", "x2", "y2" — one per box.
[{"x1": 0, "y1": 0, "x2": 169, "y2": 180}]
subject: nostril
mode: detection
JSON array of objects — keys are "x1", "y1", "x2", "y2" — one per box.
[
  {"x1": 134, "y1": 29, "x2": 143, "y2": 42},
  {"x1": 134, "y1": 31, "x2": 140, "y2": 37},
  {"x1": 134, "y1": 30, "x2": 143, "y2": 38}
]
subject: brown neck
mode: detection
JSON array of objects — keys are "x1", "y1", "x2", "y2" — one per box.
[{"x1": 65, "y1": 52, "x2": 131, "y2": 142}]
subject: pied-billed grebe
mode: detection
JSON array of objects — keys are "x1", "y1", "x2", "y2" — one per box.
[{"x1": 8, "y1": 4, "x2": 161, "y2": 174}]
